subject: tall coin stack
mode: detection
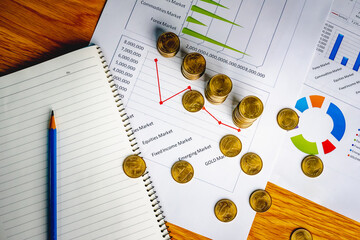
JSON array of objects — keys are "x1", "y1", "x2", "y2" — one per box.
[
  {"x1": 205, "y1": 74, "x2": 232, "y2": 105},
  {"x1": 156, "y1": 32, "x2": 180, "y2": 58},
  {"x1": 181, "y1": 52, "x2": 206, "y2": 80},
  {"x1": 232, "y1": 95, "x2": 263, "y2": 128}
]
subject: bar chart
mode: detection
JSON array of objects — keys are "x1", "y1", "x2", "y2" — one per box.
[{"x1": 327, "y1": 32, "x2": 360, "y2": 71}]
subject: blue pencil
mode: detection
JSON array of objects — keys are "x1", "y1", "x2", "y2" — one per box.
[{"x1": 49, "y1": 110, "x2": 57, "y2": 240}]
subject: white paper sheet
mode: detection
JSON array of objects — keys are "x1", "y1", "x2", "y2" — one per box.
[
  {"x1": 271, "y1": 0, "x2": 360, "y2": 224},
  {"x1": 91, "y1": 0, "x2": 332, "y2": 239}
]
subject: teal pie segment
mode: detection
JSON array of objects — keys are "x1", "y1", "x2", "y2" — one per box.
[
  {"x1": 326, "y1": 103, "x2": 346, "y2": 141},
  {"x1": 291, "y1": 134, "x2": 319, "y2": 155}
]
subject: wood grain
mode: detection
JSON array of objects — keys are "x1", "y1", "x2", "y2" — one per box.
[
  {"x1": 1, "y1": 1, "x2": 360, "y2": 240},
  {"x1": 0, "y1": 0, "x2": 105, "y2": 75},
  {"x1": 249, "y1": 182, "x2": 360, "y2": 240}
]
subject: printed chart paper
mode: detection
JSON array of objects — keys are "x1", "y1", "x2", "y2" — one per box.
[
  {"x1": 91, "y1": 0, "x2": 332, "y2": 239},
  {"x1": 271, "y1": 0, "x2": 360, "y2": 224}
]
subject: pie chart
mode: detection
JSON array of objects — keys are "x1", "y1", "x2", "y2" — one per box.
[{"x1": 290, "y1": 95, "x2": 346, "y2": 155}]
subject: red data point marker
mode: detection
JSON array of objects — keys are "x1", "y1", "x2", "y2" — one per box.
[
  {"x1": 159, "y1": 101, "x2": 163, "y2": 105},
  {"x1": 202, "y1": 106, "x2": 206, "y2": 110},
  {"x1": 154, "y1": 58, "x2": 158, "y2": 62},
  {"x1": 188, "y1": 86, "x2": 191, "y2": 90},
  {"x1": 218, "y1": 121, "x2": 222, "y2": 125},
  {"x1": 237, "y1": 129, "x2": 241, "y2": 132}
]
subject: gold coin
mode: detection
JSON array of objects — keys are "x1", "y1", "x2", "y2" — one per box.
[
  {"x1": 181, "y1": 52, "x2": 206, "y2": 80},
  {"x1": 232, "y1": 95, "x2": 263, "y2": 129},
  {"x1": 205, "y1": 74, "x2": 233, "y2": 104},
  {"x1": 122, "y1": 155, "x2": 146, "y2": 178},
  {"x1": 214, "y1": 199, "x2": 237, "y2": 222},
  {"x1": 290, "y1": 228, "x2": 313, "y2": 240},
  {"x1": 171, "y1": 160, "x2": 194, "y2": 184},
  {"x1": 219, "y1": 135, "x2": 242, "y2": 157},
  {"x1": 182, "y1": 90, "x2": 205, "y2": 112},
  {"x1": 277, "y1": 108, "x2": 299, "y2": 130},
  {"x1": 240, "y1": 152, "x2": 263, "y2": 175},
  {"x1": 249, "y1": 189, "x2": 272, "y2": 212},
  {"x1": 239, "y1": 95, "x2": 264, "y2": 119},
  {"x1": 157, "y1": 32, "x2": 180, "y2": 58},
  {"x1": 301, "y1": 155, "x2": 323, "y2": 178}
]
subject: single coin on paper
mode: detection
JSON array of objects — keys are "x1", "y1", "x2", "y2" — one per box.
[
  {"x1": 277, "y1": 108, "x2": 299, "y2": 130},
  {"x1": 214, "y1": 199, "x2": 237, "y2": 222},
  {"x1": 171, "y1": 160, "x2": 194, "y2": 184},
  {"x1": 301, "y1": 155, "x2": 323, "y2": 178},
  {"x1": 219, "y1": 134, "x2": 242, "y2": 157},
  {"x1": 182, "y1": 90, "x2": 205, "y2": 112},
  {"x1": 123, "y1": 155, "x2": 146, "y2": 178},
  {"x1": 240, "y1": 152, "x2": 263, "y2": 175}
]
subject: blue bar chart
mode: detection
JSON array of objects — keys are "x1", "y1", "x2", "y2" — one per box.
[
  {"x1": 329, "y1": 34, "x2": 343, "y2": 60},
  {"x1": 328, "y1": 33, "x2": 360, "y2": 71}
]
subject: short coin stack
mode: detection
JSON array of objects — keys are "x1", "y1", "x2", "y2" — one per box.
[
  {"x1": 181, "y1": 52, "x2": 206, "y2": 80},
  {"x1": 205, "y1": 74, "x2": 233, "y2": 105},
  {"x1": 156, "y1": 32, "x2": 180, "y2": 58},
  {"x1": 232, "y1": 95, "x2": 263, "y2": 129}
]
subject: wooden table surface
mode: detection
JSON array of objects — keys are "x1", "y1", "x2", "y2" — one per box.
[{"x1": 1, "y1": 1, "x2": 360, "y2": 239}]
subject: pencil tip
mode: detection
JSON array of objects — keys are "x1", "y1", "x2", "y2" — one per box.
[{"x1": 50, "y1": 110, "x2": 56, "y2": 129}]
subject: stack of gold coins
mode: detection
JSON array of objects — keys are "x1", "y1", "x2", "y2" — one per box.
[
  {"x1": 205, "y1": 74, "x2": 232, "y2": 104},
  {"x1": 232, "y1": 95, "x2": 263, "y2": 129},
  {"x1": 181, "y1": 52, "x2": 206, "y2": 80},
  {"x1": 156, "y1": 32, "x2": 180, "y2": 58}
]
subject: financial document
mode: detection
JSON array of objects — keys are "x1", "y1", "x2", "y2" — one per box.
[
  {"x1": 91, "y1": 0, "x2": 332, "y2": 239},
  {"x1": 271, "y1": 0, "x2": 360, "y2": 224}
]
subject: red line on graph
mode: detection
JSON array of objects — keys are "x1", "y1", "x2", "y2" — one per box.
[
  {"x1": 221, "y1": 122, "x2": 241, "y2": 132},
  {"x1": 202, "y1": 106, "x2": 219, "y2": 122},
  {"x1": 154, "y1": 59, "x2": 240, "y2": 133},
  {"x1": 163, "y1": 86, "x2": 191, "y2": 103},
  {"x1": 202, "y1": 107, "x2": 240, "y2": 132},
  {"x1": 331, "y1": 11, "x2": 339, "y2": 16},
  {"x1": 154, "y1": 58, "x2": 162, "y2": 104}
]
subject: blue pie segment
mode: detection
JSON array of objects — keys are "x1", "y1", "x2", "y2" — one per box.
[
  {"x1": 295, "y1": 97, "x2": 309, "y2": 113},
  {"x1": 326, "y1": 103, "x2": 346, "y2": 141}
]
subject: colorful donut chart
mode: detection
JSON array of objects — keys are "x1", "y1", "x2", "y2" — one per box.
[{"x1": 291, "y1": 95, "x2": 346, "y2": 155}]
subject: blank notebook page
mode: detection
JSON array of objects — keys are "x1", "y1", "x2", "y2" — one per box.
[{"x1": 0, "y1": 45, "x2": 167, "y2": 240}]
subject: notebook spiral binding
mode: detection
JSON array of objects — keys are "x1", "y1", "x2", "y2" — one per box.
[{"x1": 96, "y1": 46, "x2": 171, "y2": 239}]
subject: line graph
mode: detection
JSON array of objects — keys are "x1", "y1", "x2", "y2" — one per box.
[{"x1": 154, "y1": 58, "x2": 240, "y2": 132}]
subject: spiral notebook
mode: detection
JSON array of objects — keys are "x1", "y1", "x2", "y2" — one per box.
[{"x1": 0, "y1": 45, "x2": 169, "y2": 240}]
